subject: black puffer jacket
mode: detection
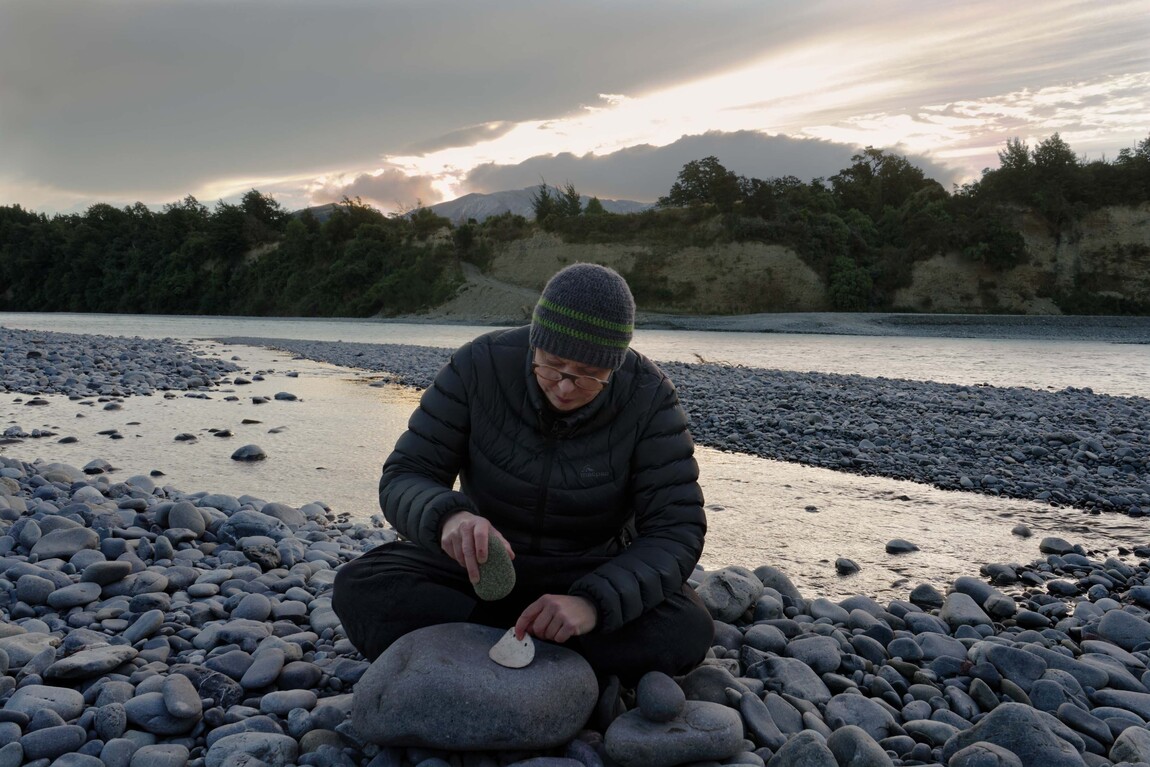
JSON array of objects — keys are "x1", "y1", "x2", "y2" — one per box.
[{"x1": 379, "y1": 325, "x2": 705, "y2": 632}]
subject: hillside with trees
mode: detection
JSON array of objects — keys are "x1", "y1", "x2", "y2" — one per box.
[{"x1": 1, "y1": 133, "x2": 1148, "y2": 317}]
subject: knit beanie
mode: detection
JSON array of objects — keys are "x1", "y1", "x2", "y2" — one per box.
[{"x1": 529, "y1": 263, "x2": 636, "y2": 370}]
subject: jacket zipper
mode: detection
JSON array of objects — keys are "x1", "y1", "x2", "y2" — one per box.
[{"x1": 531, "y1": 433, "x2": 557, "y2": 553}]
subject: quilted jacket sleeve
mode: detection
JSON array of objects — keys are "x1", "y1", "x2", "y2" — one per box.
[
  {"x1": 378, "y1": 344, "x2": 479, "y2": 551},
  {"x1": 568, "y1": 377, "x2": 706, "y2": 632}
]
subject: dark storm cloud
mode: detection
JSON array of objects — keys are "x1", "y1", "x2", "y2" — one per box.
[
  {"x1": 404, "y1": 123, "x2": 519, "y2": 156},
  {"x1": 464, "y1": 131, "x2": 961, "y2": 203}
]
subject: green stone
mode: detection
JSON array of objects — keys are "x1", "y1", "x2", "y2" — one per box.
[{"x1": 474, "y1": 542, "x2": 516, "y2": 601}]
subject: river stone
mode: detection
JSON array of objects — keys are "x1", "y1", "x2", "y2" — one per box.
[
  {"x1": 909, "y1": 583, "x2": 945, "y2": 609},
  {"x1": 167, "y1": 501, "x2": 207, "y2": 536},
  {"x1": 679, "y1": 664, "x2": 748, "y2": 705},
  {"x1": 19, "y1": 724, "x2": 87, "y2": 761},
  {"x1": 746, "y1": 656, "x2": 832, "y2": 705},
  {"x1": 30, "y1": 526, "x2": 98, "y2": 559},
  {"x1": 952, "y1": 575, "x2": 997, "y2": 604},
  {"x1": 941, "y1": 702, "x2": 1086, "y2": 767},
  {"x1": 258, "y1": 502, "x2": 307, "y2": 529},
  {"x1": 474, "y1": 542, "x2": 515, "y2": 601},
  {"x1": 15, "y1": 574, "x2": 54, "y2": 604},
  {"x1": 233, "y1": 593, "x2": 274, "y2": 622},
  {"x1": 824, "y1": 693, "x2": 901, "y2": 741},
  {"x1": 982, "y1": 643, "x2": 1048, "y2": 693},
  {"x1": 696, "y1": 566, "x2": 764, "y2": 622},
  {"x1": 827, "y1": 724, "x2": 895, "y2": 767},
  {"x1": 886, "y1": 539, "x2": 919, "y2": 554},
  {"x1": 205, "y1": 733, "x2": 298, "y2": 767},
  {"x1": 488, "y1": 628, "x2": 534, "y2": 668},
  {"x1": 1039, "y1": 537, "x2": 1075, "y2": 555},
  {"x1": 44, "y1": 644, "x2": 139, "y2": 680},
  {"x1": 163, "y1": 673, "x2": 203, "y2": 719},
  {"x1": 941, "y1": 592, "x2": 993, "y2": 628},
  {"x1": 95, "y1": 703, "x2": 128, "y2": 741},
  {"x1": 1097, "y1": 609, "x2": 1150, "y2": 651},
  {"x1": 604, "y1": 701, "x2": 743, "y2": 767},
  {"x1": 786, "y1": 634, "x2": 843, "y2": 675},
  {"x1": 0, "y1": 634, "x2": 60, "y2": 668},
  {"x1": 1089, "y1": 689, "x2": 1150, "y2": 720},
  {"x1": 808, "y1": 597, "x2": 850, "y2": 623},
  {"x1": 4, "y1": 684, "x2": 85, "y2": 720},
  {"x1": 1109, "y1": 725, "x2": 1150, "y2": 763},
  {"x1": 351, "y1": 622, "x2": 596, "y2": 750},
  {"x1": 753, "y1": 565, "x2": 804, "y2": 604},
  {"x1": 949, "y1": 742, "x2": 1025, "y2": 767},
  {"x1": 217, "y1": 510, "x2": 286, "y2": 544},
  {"x1": 636, "y1": 671, "x2": 686, "y2": 723},
  {"x1": 231, "y1": 444, "x2": 266, "y2": 461},
  {"x1": 103, "y1": 570, "x2": 170, "y2": 597},
  {"x1": 768, "y1": 729, "x2": 838, "y2": 767},
  {"x1": 47, "y1": 581, "x2": 102, "y2": 609},
  {"x1": 80, "y1": 560, "x2": 133, "y2": 586},
  {"x1": 124, "y1": 691, "x2": 198, "y2": 735},
  {"x1": 738, "y1": 691, "x2": 786, "y2": 750},
  {"x1": 131, "y1": 744, "x2": 191, "y2": 767},
  {"x1": 903, "y1": 719, "x2": 960, "y2": 746}
]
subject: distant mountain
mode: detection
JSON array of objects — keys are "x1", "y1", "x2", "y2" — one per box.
[
  {"x1": 294, "y1": 187, "x2": 654, "y2": 224},
  {"x1": 426, "y1": 186, "x2": 654, "y2": 223}
]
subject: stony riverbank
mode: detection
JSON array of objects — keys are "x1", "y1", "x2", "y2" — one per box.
[
  {"x1": 8, "y1": 450, "x2": 1150, "y2": 767},
  {"x1": 7, "y1": 326, "x2": 1150, "y2": 767},
  {"x1": 217, "y1": 336, "x2": 1150, "y2": 517}
]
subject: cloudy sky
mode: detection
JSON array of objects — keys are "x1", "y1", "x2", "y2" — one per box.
[{"x1": 2, "y1": 1, "x2": 1147, "y2": 215}]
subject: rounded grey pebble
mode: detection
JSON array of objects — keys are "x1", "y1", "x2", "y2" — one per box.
[
  {"x1": 20, "y1": 724, "x2": 87, "y2": 761},
  {"x1": 129, "y1": 743, "x2": 192, "y2": 767},
  {"x1": 100, "y1": 738, "x2": 140, "y2": 767},
  {"x1": 636, "y1": 671, "x2": 686, "y2": 723},
  {"x1": 95, "y1": 703, "x2": 128, "y2": 741},
  {"x1": 230, "y1": 444, "x2": 267, "y2": 462}
]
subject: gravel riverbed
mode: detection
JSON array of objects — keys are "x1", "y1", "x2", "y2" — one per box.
[{"x1": 5, "y1": 325, "x2": 1150, "y2": 767}]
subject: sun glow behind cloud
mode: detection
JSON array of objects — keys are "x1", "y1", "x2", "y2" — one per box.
[
  {"x1": 381, "y1": 41, "x2": 918, "y2": 198},
  {"x1": 374, "y1": 14, "x2": 1148, "y2": 203}
]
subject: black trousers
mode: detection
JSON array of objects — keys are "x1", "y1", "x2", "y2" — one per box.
[{"x1": 331, "y1": 540, "x2": 714, "y2": 686}]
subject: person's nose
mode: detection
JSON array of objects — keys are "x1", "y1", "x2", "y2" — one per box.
[{"x1": 556, "y1": 376, "x2": 578, "y2": 393}]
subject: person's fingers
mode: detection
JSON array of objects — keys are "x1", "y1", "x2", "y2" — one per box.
[
  {"x1": 532, "y1": 602, "x2": 559, "y2": 640},
  {"x1": 474, "y1": 522, "x2": 489, "y2": 564},
  {"x1": 460, "y1": 524, "x2": 480, "y2": 583},
  {"x1": 515, "y1": 602, "x2": 542, "y2": 640}
]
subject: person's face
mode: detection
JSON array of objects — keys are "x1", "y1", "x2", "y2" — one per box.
[{"x1": 531, "y1": 349, "x2": 612, "y2": 412}]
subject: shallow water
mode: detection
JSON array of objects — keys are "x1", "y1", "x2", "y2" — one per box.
[
  {"x1": 2, "y1": 312, "x2": 1147, "y2": 397},
  {"x1": 4, "y1": 339, "x2": 1146, "y2": 604}
]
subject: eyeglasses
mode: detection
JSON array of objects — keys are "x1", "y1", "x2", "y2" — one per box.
[{"x1": 531, "y1": 362, "x2": 610, "y2": 391}]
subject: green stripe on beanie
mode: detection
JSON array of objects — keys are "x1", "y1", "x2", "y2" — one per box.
[
  {"x1": 529, "y1": 263, "x2": 636, "y2": 370},
  {"x1": 532, "y1": 313, "x2": 632, "y2": 349},
  {"x1": 536, "y1": 297, "x2": 634, "y2": 335}
]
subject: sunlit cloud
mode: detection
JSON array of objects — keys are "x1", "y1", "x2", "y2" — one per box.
[
  {"x1": 3, "y1": 0, "x2": 1145, "y2": 213},
  {"x1": 311, "y1": 166, "x2": 444, "y2": 212},
  {"x1": 377, "y1": 19, "x2": 1148, "y2": 198}
]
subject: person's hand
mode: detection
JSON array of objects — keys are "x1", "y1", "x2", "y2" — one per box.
[
  {"x1": 515, "y1": 594, "x2": 597, "y2": 643},
  {"x1": 439, "y1": 510, "x2": 514, "y2": 584}
]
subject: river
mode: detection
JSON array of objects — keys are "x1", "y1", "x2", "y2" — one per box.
[{"x1": 2, "y1": 311, "x2": 1148, "y2": 602}]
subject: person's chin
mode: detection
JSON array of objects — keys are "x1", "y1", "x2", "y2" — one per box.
[{"x1": 548, "y1": 394, "x2": 581, "y2": 412}]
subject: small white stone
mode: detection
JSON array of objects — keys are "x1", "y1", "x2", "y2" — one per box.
[{"x1": 488, "y1": 628, "x2": 535, "y2": 669}]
